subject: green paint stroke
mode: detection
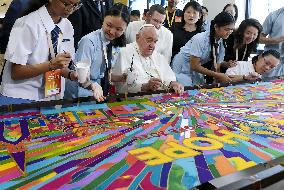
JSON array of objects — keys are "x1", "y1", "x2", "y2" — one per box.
[
  {"x1": 81, "y1": 159, "x2": 126, "y2": 190},
  {"x1": 168, "y1": 165, "x2": 186, "y2": 190}
]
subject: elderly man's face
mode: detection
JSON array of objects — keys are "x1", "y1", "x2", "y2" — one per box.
[{"x1": 136, "y1": 27, "x2": 158, "y2": 57}]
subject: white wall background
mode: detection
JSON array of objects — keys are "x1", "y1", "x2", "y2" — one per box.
[{"x1": 203, "y1": 0, "x2": 245, "y2": 26}]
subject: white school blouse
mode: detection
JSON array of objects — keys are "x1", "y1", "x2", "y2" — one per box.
[
  {"x1": 226, "y1": 61, "x2": 256, "y2": 76},
  {"x1": 1, "y1": 5, "x2": 74, "y2": 100}
]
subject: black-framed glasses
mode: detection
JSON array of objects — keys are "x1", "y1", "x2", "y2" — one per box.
[{"x1": 58, "y1": 0, "x2": 82, "y2": 11}]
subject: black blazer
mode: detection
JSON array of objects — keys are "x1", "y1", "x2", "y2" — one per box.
[{"x1": 68, "y1": 0, "x2": 113, "y2": 49}]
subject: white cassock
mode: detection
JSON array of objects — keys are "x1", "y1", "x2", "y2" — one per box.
[
  {"x1": 112, "y1": 42, "x2": 176, "y2": 93},
  {"x1": 125, "y1": 20, "x2": 173, "y2": 65}
]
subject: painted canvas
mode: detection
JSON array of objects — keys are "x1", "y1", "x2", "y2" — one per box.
[{"x1": 0, "y1": 80, "x2": 284, "y2": 189}]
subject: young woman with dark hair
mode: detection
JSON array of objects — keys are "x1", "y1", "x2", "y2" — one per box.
[
  {"x1": 65, "y1": 3, "x2": 130, "y2": 99},
  {"x1": 172, "y1": 11, "x2": 235, "y2": 86},
  {"x1": 171, "y1": 0, "x2": 203, "y2": 61},
  {"x1": 222, "y1": 18, "x2": 263, "y2": 72}
]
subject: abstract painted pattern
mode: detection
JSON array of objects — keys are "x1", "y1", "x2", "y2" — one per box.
[{"x1": 0, "y1": 80, "x2": 284, "y2": 189}]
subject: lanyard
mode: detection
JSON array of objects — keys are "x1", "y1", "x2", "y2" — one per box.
[
  {"x1": 100, "y1": 33, "x2": 112, "y2": 87},
  {"x1": 166, "y1": 9, "x2": 176, "y2": 28},
  {"x1": 236, "y1": 44, "x2": 247, "y2": 61},
  {"x1": 46, "y1": 31, "x2": 63, "y2": 59},
  {"x1": 212, "y1": 46, "x2": 218, "y2": 72},
  {"x1": 45, "y1": 28, "x2": 63, "y2": 98}
]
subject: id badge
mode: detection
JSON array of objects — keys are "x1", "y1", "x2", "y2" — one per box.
[{"x1": 45, "y1": 69, "x2": 62, "y2": 97}]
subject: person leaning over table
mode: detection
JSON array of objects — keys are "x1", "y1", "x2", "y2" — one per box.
[
  {"x1": 221, "y1": 18, "x2": 263, "y2": 73},
  {"x1": 64, "y1": 3, "x2": 130, "y2": 100},
  {"x1": 171, "y1": 11, "x2": 235, "y2": 87},
  {"x1": 225, "y1": 49, "x2": 280, "y2": 82},
  {"x1": 0, "y1": 0, "x2": 105, "y2": 105},
  {"x1": 111, "y1": 24, "x2": 184, "y2": 95}
]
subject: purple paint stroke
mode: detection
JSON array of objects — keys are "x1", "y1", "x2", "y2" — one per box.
[
  {"x1": 194, "y1": 154, "x2": 214, "y2": 183},
  {"x1": 220, "y1": 148, "x2": 250, "y2": 162},
  {"x1": 86, "y1": 139, "x2": 135, "y2": 168},
  {"x1": 54, "y1": 158, "x2": 88, "y2": 173},
  {"x1": 11, "y1": 151, "x2": 26, "y2": 172}
]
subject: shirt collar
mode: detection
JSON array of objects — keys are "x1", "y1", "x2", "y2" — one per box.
[
  {"x1": 38, "y1": 5, "x2": 64, "y2": 33},
  {"x1": 100, "y1": 29, "x2": 110, "y2": 46},
  {"x1": 134, "y1": 42, "x2": 152, "y2": 60}
]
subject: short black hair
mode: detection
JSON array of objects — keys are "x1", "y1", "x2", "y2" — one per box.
[
  {"x1": 131, "y1": 10, "x2": 140, "y2": 17},
  {"x1": 144, "y1": 9, "x2": 149, "y2": 14},
  {"x1": 148, "y1": 4, "x2": 166, "y2": 15},
  {"x1": 252, "y1": 49, "x2": 280, "y2": 64},
  {"x1": 263, "y1": 49, "x2": 280, "y2": 59}
]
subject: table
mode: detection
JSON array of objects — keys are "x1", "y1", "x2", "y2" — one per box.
[{"x1": 1, "y1": 79, "x2": 284, "y2": 189}]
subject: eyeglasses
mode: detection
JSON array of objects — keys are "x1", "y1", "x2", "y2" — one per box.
[{"x1": 57, "y1": 0, "x2": 82, "y2": 11}]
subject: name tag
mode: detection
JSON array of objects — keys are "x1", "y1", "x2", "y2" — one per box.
[
  {"x1": 62, "y1": 39, "x2": 70, "y2": 42},
  {"x1": 45, "y1": 69, "x2": 62, "y2": 97}
]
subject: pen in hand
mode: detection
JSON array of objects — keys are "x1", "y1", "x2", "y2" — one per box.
[{"x1": 63, "y1": 50, "x2": 77, "y2": 68}]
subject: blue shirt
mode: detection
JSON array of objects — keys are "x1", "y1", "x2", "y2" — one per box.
[
  {"x1": 172, "y1": 31, "x2": 225, "y2": 86},
  {"x1": 202, "y1": 19, "x2": 211, "y2": 31},
  {"x1": 65, "y1": 29, "x2": 109, "y2": 98},
  {"x1": 262, "y1": 7, "x2": 284, "y2": 78}
]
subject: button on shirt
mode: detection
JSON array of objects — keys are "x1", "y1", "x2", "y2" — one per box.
[
  {"x1": 172, "y1": 31, "x2": 225, "y2": 86},
  {"x1": 0, "y1": 5, "x2": 74, "y2": 100},
  {"x1": 125, "y1": 20, "x2": 173, "y2": 65}
]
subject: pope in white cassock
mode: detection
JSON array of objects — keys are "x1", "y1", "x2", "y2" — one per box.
[{"x1": 112, "y1": 24, "x2": 184, "y2": 94}]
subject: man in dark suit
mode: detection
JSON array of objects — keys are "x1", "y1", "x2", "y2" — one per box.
[
  {"x1": 68, "y1": 0, "x2": 113, "y2": 50},
  {"x1": 0, "y1": 0, "x2": 34, "y2": 54}
]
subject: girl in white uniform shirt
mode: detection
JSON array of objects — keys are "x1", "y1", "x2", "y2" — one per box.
[
  {"x1": 226, "y1": 49, "x2": 280, "y2": 82},
  {"x1": 0, "y1": 0, "x2": 104, "y2": 104}
]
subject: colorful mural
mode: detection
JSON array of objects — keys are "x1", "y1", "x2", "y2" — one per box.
[{"x1": 0, "y1": 80, "x2": 284, "y2": 189}]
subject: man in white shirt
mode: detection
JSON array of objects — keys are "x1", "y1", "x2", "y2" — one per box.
[
  {"x1": 112, "y1": 24, "x2": 183, "y2": 94},
  {"x1": 125, "y1": 4, "x2": 173, "y2": 64}
]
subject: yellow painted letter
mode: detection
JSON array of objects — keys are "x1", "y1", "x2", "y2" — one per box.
[
  {"x1": 128, "y1": 147, "x2": 173, "y2": 165},
  {"x1": 206, "y1": 130, "x2": 250, "y2": 144},
  {"x1": 183, "y1": 137, "x2": 224, "y2": 150},
  {"x1": 163, "y1": 142, "x2": 201, "y2": 158}
]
